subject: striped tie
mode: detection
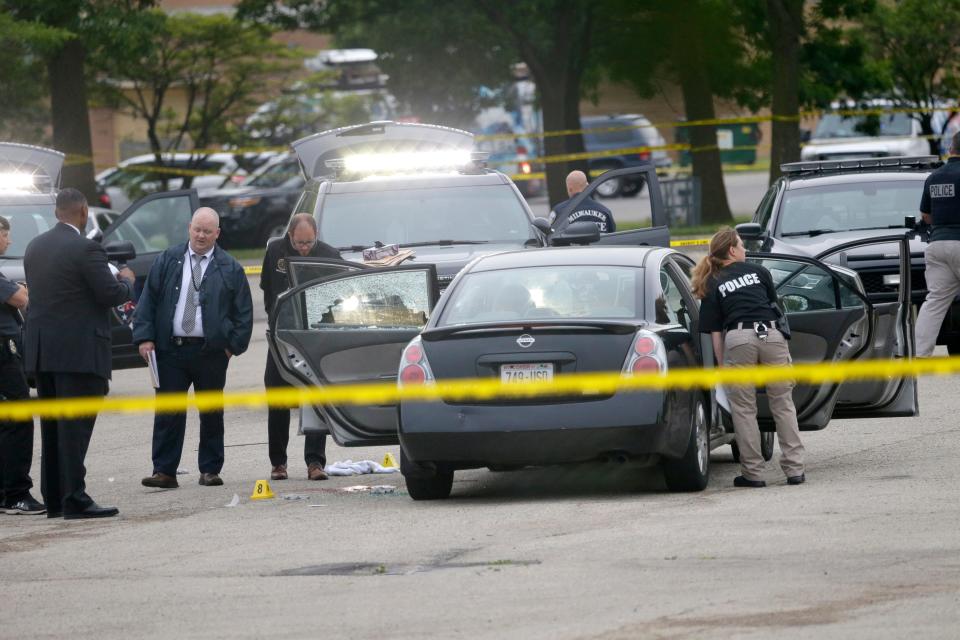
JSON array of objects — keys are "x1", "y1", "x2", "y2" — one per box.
[{"x1": 181, "y1": 254, "x2": 204, "y2": 334}]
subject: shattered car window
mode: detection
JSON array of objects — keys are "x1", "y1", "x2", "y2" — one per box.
[{"x1": 287, "y1": 271, "x2": 431, "y2": 329}]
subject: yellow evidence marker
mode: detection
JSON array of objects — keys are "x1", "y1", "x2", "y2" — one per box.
[
  {"x1": 382, "y1": 452, "x2": 399, "y2": 468},
  {"x1": 250, "y1": 479, "x2": 276, "y2": 500}
]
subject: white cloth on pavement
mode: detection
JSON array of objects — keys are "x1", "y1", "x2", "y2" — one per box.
[{"x1": 324, "y1": 459, "x2": 399, "y2": 476}]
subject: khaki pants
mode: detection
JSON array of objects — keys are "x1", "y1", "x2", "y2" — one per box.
[
  {"x1": 915, "y1": 241, "x2": 960, "y2": 357},
  {"x1": 724, "y1": 328, "x2": 804, "y2": 480}
]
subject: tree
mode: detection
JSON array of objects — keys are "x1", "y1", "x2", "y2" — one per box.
[
  {"x1": 862, "y1": 0, "x2": 960, "y2": 155},
  {"x1": 3, "y1": 0, "x2": 155, "y2": 199},
  {"x1": 0, "y1": 13, "x2": 65, "y2": 142},
  {"x1": 238, "y1": 0, "x2": 601, "y2": 207},
  {"x1": 91, "y1": 11, "x2": 303, "y2": 184}
]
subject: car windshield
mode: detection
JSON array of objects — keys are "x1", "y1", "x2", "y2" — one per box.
[
  {"x1": 777, "y1": 180, "x2": 922, "y2": 236},
  {"x1": 319, "y1": 183, "x2": 535, "y2": 249},
  {"x1": 0, "y1": 203, "x2": 59, "y2": 258},
  {"x1": 246, "y1": 161, "x2": 303, "y2": 188},
  {"x1": 813, "y1": 113, "x2": 913, "y2": 139},
  {"x1": 438, "y1": 265, "x2": 640, "y2": 326}
]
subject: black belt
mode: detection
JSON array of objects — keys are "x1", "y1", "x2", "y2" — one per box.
[
  {"x1": 171, "y1": 336, "x2": 205, "y2": 346},
  {"x1": 726, "y1": 320, "x2": 778, "y2": 331}
]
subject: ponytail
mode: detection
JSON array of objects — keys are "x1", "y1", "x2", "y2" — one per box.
[{"x1": 691, "y1": 226, "x2": 740, "y2": 299}]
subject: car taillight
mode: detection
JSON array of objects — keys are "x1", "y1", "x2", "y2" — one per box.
[
  {"x1": 398, "y1": 336, "x2": 435, "y2": 386},
  {"x1": 99, "y1": 193, "x2": 111, "y2": 207},
  {"x1": 516, "y1": 145, "x2": 528, "y2": 155},
  {"x1": 622, "y1": 330, "x2": 666, "y2": 375},
  {"x1": 520, "y1": 161, "x2": 532, "y2": 175},
  {"x1": 639, "y1": 151, "x2": 651, "y2": 161}
]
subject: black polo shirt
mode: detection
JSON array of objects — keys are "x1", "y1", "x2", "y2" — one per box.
[
  {"x1": 260, "y1": 235, "x2": 340, "y2": 316},
  {"x1": 0, "y1": 271, "x2": 23, "y2": 336},
  {"x1": 920, "y1": 157, "x2": 960, "y2": 241},
  {"x1": 550, "y1": 195, "x2": 616, "y2": 233},
  {"x1": 698, "y1": 262, "x2": 778, "y2": 334}
]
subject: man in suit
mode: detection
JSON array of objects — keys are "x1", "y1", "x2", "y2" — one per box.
[
  {"x1": 260, "y1": 213, "x2": 340, "y2": 481},
  {"x1": 135, "y1": 207, "x2": 253, "y2": 489},
  {"x1": 24, "y1": 188, "x2": 135, "y2": 520}
]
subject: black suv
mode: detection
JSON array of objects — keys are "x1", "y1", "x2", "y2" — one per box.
[{"x1": 736, "y1": 156, "x2": 959, "y2": 350}]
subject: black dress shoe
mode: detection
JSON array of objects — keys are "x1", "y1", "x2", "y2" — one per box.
[
  {"x1": 198, "y1": 473, "x2": 223, "y2": 486},
  {"x1": 787, "y1": 473, "x2": 806, "y2": 485},
  {"x1": 142, "y1": 472, "x2": 179, "y2": 489},
  {"x1": 733, "y1": 475, "x2": 767, "y2": 488},
  {"x1": 5, "y1": 494, "x2": 47, "y2": 515},
  {"x1": 63, "y1": 503, "x2": 119, "y2": 520}
]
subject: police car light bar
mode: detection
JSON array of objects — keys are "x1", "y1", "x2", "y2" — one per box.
[
  {"x1": 781, "y1": 155, "x2": 940, "y2": 175},
  {"x1": 0, "y1": 171, "x2": 38, "y2": 192},
  {"x1": 325, "y1": 150, "x2": 488, "y2": 176}
]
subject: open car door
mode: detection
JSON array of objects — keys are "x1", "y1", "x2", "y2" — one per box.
[
  {"x1": 268, "y1": 264, "x2": 439, "y2": 446},
  {"x1": 284, "y1": 255, "x2": 366, "y2": 287},
  {"x1": 550, "y1": 165, "x2": 671, "y2": 248},
  {"x1": 816, "y1": 235, "x2": 917, "y2": 418}
]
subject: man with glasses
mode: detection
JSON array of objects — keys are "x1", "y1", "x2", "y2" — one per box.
[{"x1": 260, "y1": 213, "x2": 340, "y2": 481}]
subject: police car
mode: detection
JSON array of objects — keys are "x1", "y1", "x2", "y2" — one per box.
[
  {"x1": 0, "y1": 142, "x2": 200, "y2": 369},
  {"x1": 736, "y1": 156, "x2": 954, "y2": 357}
]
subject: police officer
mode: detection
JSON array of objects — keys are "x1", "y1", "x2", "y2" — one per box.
[
  {"x1": 261, "y1": 213, "x2": 340, "y2": 481},
  {"x1": 915, "y1": 132, "x2": 960, "y2": 357},
  {"x1": 548, "y1": 170, "x2": 616, "y2": 233},
  {"x1": 0, "y1": 216, "x2": 45, "y2": 514},
  {"x1": 692, "y1": 227, "x2": 805, "y2": 487}
]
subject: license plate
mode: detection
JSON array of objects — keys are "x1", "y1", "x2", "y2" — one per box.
[{"x1": 501, "y1": 363, "x2": 554, "y2": 383}]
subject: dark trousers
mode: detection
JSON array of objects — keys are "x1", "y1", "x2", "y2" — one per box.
[
  {"x1": 265, "y1": 352, "x2": 326, "y2": 468},
  {"x1": 151, "y1": 345, "x2": 229, "y2": 477},
  {"x1": 36, "y1": 372, "x2": 107, "y2": 515},
  {"x1": 0, "y1": 345, "x2": 33, "y2": 505}
]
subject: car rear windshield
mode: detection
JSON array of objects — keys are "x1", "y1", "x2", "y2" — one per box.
[
  {"x1": 437, "y1": 265, "x2": 641, "y2": 326},
  {"x1": 319, "y1": 183, "x2": 534, "y2": 249},
  {"x1": 778, "y1": 180, "x2": 922, "y2": 235},
  {"x1": 813, "y1": 113, "x2": 912, "y2": 139},
  {"x1": 0, "y1": 203, "x2": 58, "y2": 258}
]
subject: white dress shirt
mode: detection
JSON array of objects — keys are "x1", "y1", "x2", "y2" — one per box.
[{"x1": 172, "y1": 245, "x2": 213, "y2": 337}]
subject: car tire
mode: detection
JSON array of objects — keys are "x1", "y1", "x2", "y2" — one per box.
[
  {"x1": 730, "y1": 431, "x2": 774, "y2": 462},
  {"x1": 595, "y1": 174, "x2": 622, "y2": 199},
  {"x1": 401, "y1": 449, "x2": 454, "y2": 500},
  {"x1": 662, "y1": 397, "x2": 709, "y2": 492}
]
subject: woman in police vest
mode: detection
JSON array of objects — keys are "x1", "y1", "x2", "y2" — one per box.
[{"x1": 691, "y1": 227, "x2": 805, "y2": 488}]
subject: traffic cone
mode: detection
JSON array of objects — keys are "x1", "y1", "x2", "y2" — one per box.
[
  {"x1": 382, "y1": 452, "x2": 399, "y2": 469},
  {"x1": 250, "y1": 479, "x2": 275, "y2": 500}
]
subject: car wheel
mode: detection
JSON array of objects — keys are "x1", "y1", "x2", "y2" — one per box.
[
  {"x1": 730, "y1": 431, "x2": 775, "y2": 462},
  {"x1": 595, "y1": 174, "x2": 622, "y2": 199},
  {"x1": 662, "y1": 397, "x2": 709, "y2": 492},
  {"x1": 620, "y1": 177, "x2": 645, "y2": 197},
  {"x1": 401, "y1": 449, "x2": 454, "y2": 500}
]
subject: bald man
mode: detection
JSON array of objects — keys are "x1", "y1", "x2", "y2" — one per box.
[
  {"x1": 134, "y1": 207, "x2": 252, "y2": 489},
  {"x1": 548, "y1": 170, "x2": 616, "y2": 234}
]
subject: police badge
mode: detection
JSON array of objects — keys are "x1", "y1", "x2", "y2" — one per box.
[
  {"x1": 7, "y1": 338, "x2": 16, "y2": 355},
  {"x1": 276, "y1": 258, "x2": 287, "y2": 274}
]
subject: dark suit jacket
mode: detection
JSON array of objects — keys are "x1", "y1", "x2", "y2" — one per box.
[
  {"x1": 132, "y1": 243, "x2": 253, "y2": 355},
  {"x1": 23, "y1": 222, "x2": 133, "y2": 379}
]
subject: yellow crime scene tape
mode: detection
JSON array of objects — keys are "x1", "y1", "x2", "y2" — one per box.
[{"x1": 1, "y1": 355, "x2": 957, "y2": 421}]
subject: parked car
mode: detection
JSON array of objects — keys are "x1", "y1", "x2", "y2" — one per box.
[
  {"x1": 0, "y1": 142, "x2": 200, "y2": 370},
  {"x1": 95, "y1": 152, "x2": 273, "y2": 211},
  {"x1": 581, "y1": 114, "x2": 672, "y2": 198},
  {"x1": 199, "y1": 154, "x2": 305, "y2": 248},
  {"x1": 267, "y1": 231, "x2": 916, "y2": 499},
  {"x1": 737, "y1": 155, "x2": 960, "y2": 357},
  {"x1": 800, "y1": 101, "x2": 943, "y2": 161}
]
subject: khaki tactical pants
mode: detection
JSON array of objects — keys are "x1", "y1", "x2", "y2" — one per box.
[
  {"x1": 724, "y1": 328, "x2": 804, "y2": 480},
  {"x1": 915, "y1": 241, "x2": 960, "y2": 357}
]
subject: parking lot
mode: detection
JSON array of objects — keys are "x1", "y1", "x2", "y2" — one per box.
[{"x1": 2, "y1": 281, "x2": 959, "y2": 639}]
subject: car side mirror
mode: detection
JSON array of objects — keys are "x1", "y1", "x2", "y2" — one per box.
[
  {"x1": 532, "y1": 218, "x2": 551, "y2": 234},
  {"x1": 904, "y1": 215, "x2": 917, "y2": 229},
  {"x1": 104, "y1": 240, "x2": 137, "y2": 264},
  {"x1": 550, "y1": 221, "x2": 600, "y2": 246},
  {"x1": 735, "y1": 223, "x2": 765, "y2": 240}
]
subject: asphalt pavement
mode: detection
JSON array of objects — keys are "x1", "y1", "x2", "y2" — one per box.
[{"x1": 2, "y1": 299, "x2": 959, "y2": 638}]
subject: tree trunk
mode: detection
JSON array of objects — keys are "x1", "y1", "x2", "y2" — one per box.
[
  {"x1": 674, "y1": 24, "x2": 733, "y2": 225},
  {"x1": 538, "y1": 72, "x2": 589, "y2": 209},
  {"x1": 766, "y1": 0, "x2": 803, "y2": 184},
  {"x1": 48, "y1": 38, "x2": 97, "y2": 201}
]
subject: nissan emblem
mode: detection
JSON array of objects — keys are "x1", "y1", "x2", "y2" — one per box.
[{"x1": 516, "y1": 334, "x2": 535, "y2": 348}]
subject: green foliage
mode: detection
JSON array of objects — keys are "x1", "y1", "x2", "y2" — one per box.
[{"x1": 91, "y1": 11, "x2": 304, "y2": 158}]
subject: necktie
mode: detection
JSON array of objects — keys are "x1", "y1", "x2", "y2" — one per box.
[{"x1": 181, "y1": 254, "x2": 205, "y2": 334}]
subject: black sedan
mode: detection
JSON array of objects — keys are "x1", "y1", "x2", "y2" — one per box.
[{"x1": 268, "y1": 237, "x2": 916, "y2": 500}]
